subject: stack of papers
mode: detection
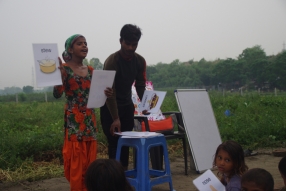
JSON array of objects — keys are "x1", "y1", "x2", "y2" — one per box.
[{"x1": 115, "y1": 131, "x2": 161, "y2": 138}]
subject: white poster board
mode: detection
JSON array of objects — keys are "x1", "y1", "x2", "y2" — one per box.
[
  {"x1": 87, "y1": 70, "x2": 115, "y2": 108},
  {"x1": 175, "y1": 89, "x2": 222, "y2": 173},
  {"x1": 193, "y1": 169, "x2": 225, "y2": 191},
  {"x1": 32, "y1": 43, "x2": 62, "y2": 87},
  {"x1": 139, "y1": 90, "x2": 166, "y2": 113},
  {"x1": 132, "y1": 81, "x2": 165, "y2": 121}
]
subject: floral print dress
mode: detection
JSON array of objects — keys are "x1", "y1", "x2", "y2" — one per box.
[{"x1": 53, "y1": 64, "x2": 97, "y2": 142}]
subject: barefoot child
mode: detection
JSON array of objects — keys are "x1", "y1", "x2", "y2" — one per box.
[
  {"x1": 213, "y1": 140, "x2": 248, "y2": 191},
  {"x1": 53, "y1": 34, "x2": 112, "y2": 191},
  {"x1": 241, "y1": 168, "x2": 274, "y2": 191}
]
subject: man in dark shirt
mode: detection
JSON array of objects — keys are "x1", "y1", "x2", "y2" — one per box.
[{"x1": 100, "y1": 24, "x2": 147, "y2": 169}]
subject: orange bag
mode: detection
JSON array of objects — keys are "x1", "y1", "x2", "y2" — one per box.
[{"x1": 141, "y1": 116, "x2": 174, "y2": 135}]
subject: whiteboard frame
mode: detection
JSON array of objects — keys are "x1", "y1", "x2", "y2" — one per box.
[{"x1": 174, "y1": 89, "x2": 222, "y2": 173}]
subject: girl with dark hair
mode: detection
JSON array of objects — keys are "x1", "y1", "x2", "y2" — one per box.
[
  {"x1": 85, "y1": 159, "x2": 133, "y2": 191},
  {"x1": 213, "y1": 140, "x2": 248, "y2": 191},
  {"x1": 53, "y1": 34, "x2": 113, "y2": 191}
]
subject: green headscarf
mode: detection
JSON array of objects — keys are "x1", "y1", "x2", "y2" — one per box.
[{"x1": 62, "y1": 34, "x2": 83, "y2": 62}]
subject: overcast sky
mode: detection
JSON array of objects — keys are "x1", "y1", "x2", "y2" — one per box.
[{"x1": 0, "y1": 0, "x2": 285, "y2": 89}]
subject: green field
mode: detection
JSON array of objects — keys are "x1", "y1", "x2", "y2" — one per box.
[{"x1": 0, "y1": 90, "x2": 285, "y2": 181}]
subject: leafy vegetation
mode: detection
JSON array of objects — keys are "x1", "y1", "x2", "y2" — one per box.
[
  {"x1": 0, "y1": 102, "x2": 64, "y2": 170},
  {"x1": 211, "y1": 92, "x2": 286, "y2": 149},
  {"x1": 1, "y1": 91, "x2": 285, "y2": 173},
  {"x1": 1, "y1": 45, "x2": 285, "y2": 183}
]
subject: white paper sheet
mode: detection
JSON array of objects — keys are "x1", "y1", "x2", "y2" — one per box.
[
  {"x1": 114, "y1": 131, "x2": 161, "y2": 138},
  {"x1": 193, "y1": 169, "x2": 225, "y2": 191},
  {"x1": 87, "y1": 70, "x2": 115, "y2": 108},
  {"x1": 32, "y1": 44, "x2": 62, "y2": 87},
  {"x1": 139, "y1": 90, "x2": 166, "y2": 113}
]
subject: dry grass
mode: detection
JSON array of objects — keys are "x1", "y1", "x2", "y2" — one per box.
[
  {"x1": 0, "y1": 141, "x2": 183, "y2": 184},
  {"x1": 0, "y1": 159, "x2": 63, "y2": 183}
]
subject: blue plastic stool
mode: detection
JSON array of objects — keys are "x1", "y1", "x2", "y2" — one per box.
[{"x1": 115, "y1": 134, "x2": 174, "y2": 191}]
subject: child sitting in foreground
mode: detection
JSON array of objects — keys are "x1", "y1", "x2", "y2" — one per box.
[
  {"x1": 241, "y1": 168, "x2": 274, "y2": 191},
  {"x1": 213, "y1": 140, "x2": 248, "y2": 191},
  {"x1": 85, "y1": 159, "x2": 133, "y2": 191},
  {"x1": 278, "y1": 156, "x2": 286, "y2": 191}
]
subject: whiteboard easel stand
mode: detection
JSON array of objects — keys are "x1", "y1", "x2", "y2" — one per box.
[{"x1": 174, "y1": 89, "x2": 222, "y2": 173}]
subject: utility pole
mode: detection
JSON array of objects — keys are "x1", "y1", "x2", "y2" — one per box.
[{"x1": 283, "y1": 41, "x2": 285, "y2": 52}]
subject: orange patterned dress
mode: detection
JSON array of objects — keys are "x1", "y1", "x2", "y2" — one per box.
[
  {"x1": 53, "y1": 63, "x2": 97, "y2": 191},
  {"x1": 53, "y1": 64, "x2": 97, "y2": 142}
]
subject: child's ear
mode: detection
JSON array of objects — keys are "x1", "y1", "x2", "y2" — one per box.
[{"x1": 68, "y1": 47, "x2": 73, "y2": 54}]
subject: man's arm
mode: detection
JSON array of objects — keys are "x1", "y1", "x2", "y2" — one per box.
[{"x1": 135, "y1": 59, "x2": 147, "y2": 100}]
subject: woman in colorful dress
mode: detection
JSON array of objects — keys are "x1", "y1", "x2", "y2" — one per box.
[{"x1": 53, "y1": 34, "x2": 112, "y2": 191}]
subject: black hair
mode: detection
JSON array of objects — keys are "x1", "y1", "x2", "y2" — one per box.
[
  {"x1": 279, "y1": 156, "x2": 286, "y2": 176},
  {"x1": 213, "y1": 140, "x2": 248, "y2": 177},
  {"x1": 62, "y1": 35, "x2": 85, "y2": 62},
  {"x1": 85, "y1": 159, "x2": 133, "y2": 191},
  {"x1": 241, "y1": 168, "x2": 274, "y2": 191},
  {"x1": 120, "y1": 24, "x2": 142, "y2": 42}
]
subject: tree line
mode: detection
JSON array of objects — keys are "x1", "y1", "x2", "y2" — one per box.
[
  {"x1": 147, "y1": 45, "x2": 286, "y2": 90},
  {"x1": 1, "y1": 45, "x2": 285, "y2": 95}
]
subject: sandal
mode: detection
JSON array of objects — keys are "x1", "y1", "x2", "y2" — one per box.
[{"x1": 244, "y1": 149, "x2": 258, "y2": 157}]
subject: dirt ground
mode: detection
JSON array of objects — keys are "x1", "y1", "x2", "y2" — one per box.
[{"x1": 0, "y1": 149, "x2": 285, "y2": 191}]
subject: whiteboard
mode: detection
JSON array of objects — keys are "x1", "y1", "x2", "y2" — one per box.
[{"x1": 174, "y1": 89, "x2": 222, "y2": 173}]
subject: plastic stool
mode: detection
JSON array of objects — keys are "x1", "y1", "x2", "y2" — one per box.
[{"x1": 115, "y1": 134, "x2": 174, "y2": 191}]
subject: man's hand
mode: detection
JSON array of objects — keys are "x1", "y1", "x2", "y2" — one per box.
[
  {"x1": 104, "y1": 87, "x2": 113, "y2": 98},
  {"x1": 110, "y1": 118, "x2": 121, "y2": 136},
  {"x1": 142, "y1": 110, "x2": 150, "y2": 115}
]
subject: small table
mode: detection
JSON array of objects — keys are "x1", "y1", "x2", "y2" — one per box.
[{"x1": 134, "y1": 115, "x2": 163, "y2": 170}]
